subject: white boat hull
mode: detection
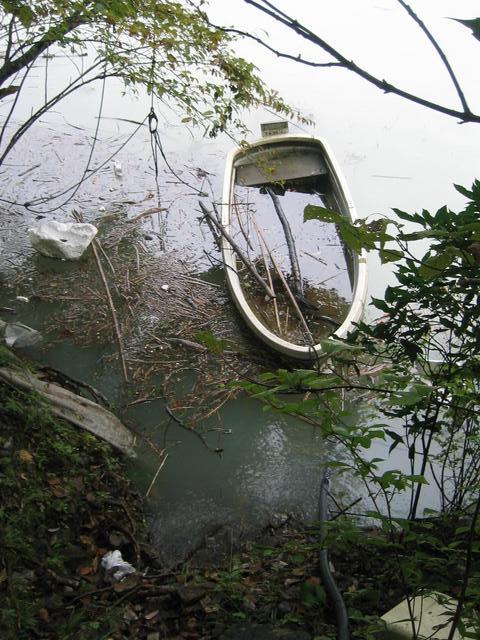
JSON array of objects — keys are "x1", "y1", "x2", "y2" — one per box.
[{"x1": 221, "y1": 133, "x2": 368, "y2": 360}]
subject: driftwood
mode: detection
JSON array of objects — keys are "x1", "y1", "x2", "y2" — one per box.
[
  {"x1": 199, "y1": 200, "x2": 275, "y2": 300},
  {"x1": 251, "y1": 217, "x2": 314, "y2": 346},
  {"x1": 0, "y1": 366, "x2": 136, "y2": 457},
  {"x1": 266, "y1": 187, "x2": 303, "y2": 296}
]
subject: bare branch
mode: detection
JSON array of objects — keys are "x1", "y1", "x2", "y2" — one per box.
[
  {"x1": 243, "y1": 0, "x2": 480, "y2": 124},
  {"x1": 0, "y1": 61, "x2": 106, "y2": 166},
  {"x1": 395, "y1": 0, "x2": 471, "y2": 114},
  {"x1": 205, "y1": 23, "x2": 341, "y2": 69}
]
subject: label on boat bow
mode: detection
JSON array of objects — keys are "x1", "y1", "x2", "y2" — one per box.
[{"x1": 261, "y1": 121, "x2": 289, "y2": 137}]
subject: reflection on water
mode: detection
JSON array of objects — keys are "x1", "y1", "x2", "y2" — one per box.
[{"x1": 132, "y1": 396, "x2": 330, "y2": 562}]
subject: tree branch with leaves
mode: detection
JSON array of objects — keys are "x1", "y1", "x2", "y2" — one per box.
[{"x1": 0, "y1": 0, "x2": 305, "y2": 170}]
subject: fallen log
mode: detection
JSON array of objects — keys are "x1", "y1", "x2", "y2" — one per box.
[{"x1": 0, "y1": 366, "x2": 136, "y2": 457}]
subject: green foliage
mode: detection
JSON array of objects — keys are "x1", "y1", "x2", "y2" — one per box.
[
  {"x1": 454, "y1": 17, "x2": 480, "y2": 42},
  {"x1": 304, "y1": 205, "x2": 393, "y2": 253},
  {"x1": 239, "y1": 180, "x2": 480, "y2": 636},
  {"x1": 196, "y1": 330, "x2": 231, "y2": 354},
  {"x1": 0, "y1": 0, "x2": 306, "y2": 163}
]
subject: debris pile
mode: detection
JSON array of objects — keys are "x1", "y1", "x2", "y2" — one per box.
[{"x1": 14, "y1": 213, "x2": 275, "y2": 429}]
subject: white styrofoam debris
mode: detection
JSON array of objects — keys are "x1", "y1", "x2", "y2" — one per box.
[
  {"x1": 28, "y1": 221, "x2": 98, "y2": 260},
  {"x1": 114, "y1": 161, "x2": 123, "y2": 177},
  {"x1": 160, "y1": 284, "x2": 170, "y2": 292},
  {"x1": 16, "y1": 296, "x2": 29, "y2": 303},
  {"x1": 101, "y1": 550, "x2": 135, "y2": 582}
]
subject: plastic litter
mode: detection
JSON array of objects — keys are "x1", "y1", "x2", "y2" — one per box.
[
  {"x1": 114, "y1": 161, "x2": 123, "y2": 178},
  {"x1": 28, "y1": 221, "x2": 98, "y2": 260},
  {"x1": 101, "y1": 550, "x2": 136, "y2": 582},
  {"x1": 161, "y1": 284, "x2": 170, "y2": 292},
  {"x1": 16, "y1": 296, "x2": 29, "y2": 303}
]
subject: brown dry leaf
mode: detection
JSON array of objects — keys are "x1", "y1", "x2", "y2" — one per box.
[
  {"x1": 0, "y1": 568, "x2": 7, "y2": 584},
  {"x1": 17, "y1": 449, "x2": 33, "y2": 463},
  {"x1": 348, "y1": 584, "x2": 357, "y2": 593},
  {"x1": 79, "y1": 534, "x2": 94, "y2": 547},
  {"x1": 37, "y1": 608, "x2": 49, "y2": 623},
  {"x1": 85, "y1": 492, "x2": 96, "y2": 504},
  {"x1": 112, "y1": 574, "x2": 139, "y2": 592},
  {"x1": 284, "y1": 577, "x2": 302, "y2": 588},
  {"x1": 51, "y1": 485, "x2": 68, "y2": 498},
  {"x1": 144, "y1": 610, "x2": 159, "y2": 620},
  {"x1": 291, "y1": 567, "x2": 306, "y2": 577},
  {"x1": 203, "y1": 570, "x2": 219, "y2": 581},
  {"x1": 79, "y1": 565, "x2": 93, "y2": 576},
  {"x1": 47, "y1": 476, "x2": 61, "y2": 486},
  {"x1": 185, "y1": 617, "x2": 197, "y2": 631},
  {"x1": 203, "y1": 603, "x2": 220, "y2": 614},
  {"x1": 71, "y1": 476, "x2": 85, "y2": 491}
]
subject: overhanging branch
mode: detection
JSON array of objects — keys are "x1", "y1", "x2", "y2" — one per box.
[
  {"x1": 243, "y1": 0, "x2": 480, "y2": 124},
  {"x1": 0, "y1": 11, "x2": 85, "y2": 87}
]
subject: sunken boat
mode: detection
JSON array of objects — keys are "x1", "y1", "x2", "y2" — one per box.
[{"x1": 220, "y1": 124, "x2": 368, "y2": 360}]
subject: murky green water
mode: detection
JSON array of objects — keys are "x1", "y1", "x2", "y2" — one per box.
[{"x1": 0, "y1": 275, "x2": 351, "y2": 561}]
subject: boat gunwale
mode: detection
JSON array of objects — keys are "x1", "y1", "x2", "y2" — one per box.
[{"x1": 221, "y1": 133, "x2": 368, "y2": 361}]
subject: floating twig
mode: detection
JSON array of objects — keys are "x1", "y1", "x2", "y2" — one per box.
[
  {"x1": 91, "y1": 240, "x2": 129, "y2": 383},
  {"x1": 251, "y1": 216, "x2": 314, "y2": 345},
  {"x1": 145, "y1": 453, "x2": 169, "y2": 498}
]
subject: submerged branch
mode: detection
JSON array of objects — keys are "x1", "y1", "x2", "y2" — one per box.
[
  {"x1": 198, "y1": 200, "x2": 276, "y2": 299},
  {"x1": 266, "y1": 186, "x2": 303, "y2": 297}
]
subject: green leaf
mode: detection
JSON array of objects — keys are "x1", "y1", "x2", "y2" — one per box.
[
  {"x1": 393, "y1": 383, "x2": 432, "y2": 406},
  {"x1": 304, "y1": 204, "x2": 342, "y2": 224},
  {"x1": 419, "y1": 249, "x2": 455, "y2": 279},
  {"x1": 195, "y1": 331, "x2": 229, "y2": 353},
  {"x1": 454, "y1": 183, "x2": 474, "y2": 202},
  {"x1": 379, "y1": 248, "x2": 403, "y2": 264},
  {"x1": 385, "y1": 429, "x2": 403, "y2": 453},
  {"x1": 319, "y1": 338, "x2": 363, "y2": 356},
  {"x1": 453, "y1": 18, "x2": 480, "y2": 41},
  {"x1": 299, "y1": 582, "x2": 326, "y2": 608}
]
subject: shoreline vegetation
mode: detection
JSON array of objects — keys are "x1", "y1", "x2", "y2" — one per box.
[{"x1": 0, "y1": 348, "x2": 477, "y2": 640}]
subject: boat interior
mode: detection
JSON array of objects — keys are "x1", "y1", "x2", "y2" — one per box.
[{"x1": 229, "y1": 140, "x2": 354, "y2": 347}]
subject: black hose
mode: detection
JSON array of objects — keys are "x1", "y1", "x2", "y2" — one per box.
[{"x1": 318, "y1": 474, "x2": 350, "y2": 640}]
